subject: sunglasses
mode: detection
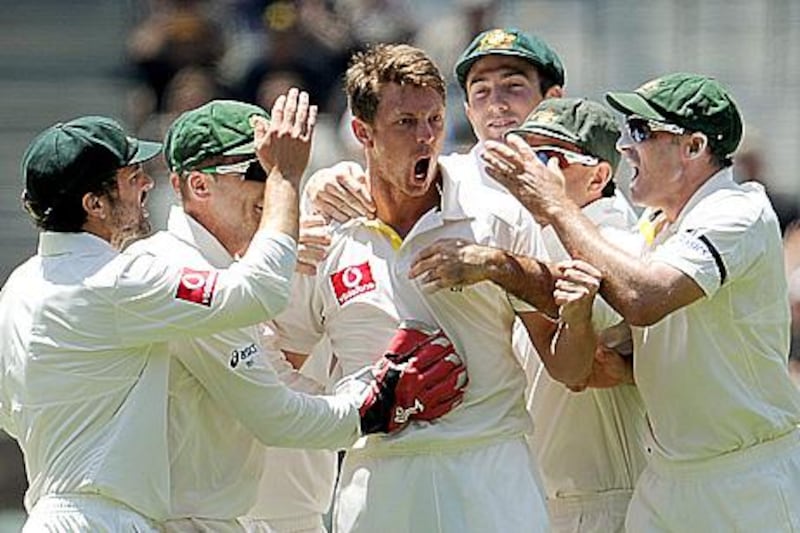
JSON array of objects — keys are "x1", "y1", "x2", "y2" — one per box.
[
  {"x1": 199, "y1": 158, "x2": 268, "y2": 182},
  {"x1": 625, "y1": 117, "x2": 686, "y2": 143},
  {"x1": 532, "y1": 145, "x2": 600, "y2": 168}
]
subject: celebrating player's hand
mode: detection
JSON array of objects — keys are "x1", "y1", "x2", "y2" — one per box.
[
  {"x1": 408, "y1": 238, "x2": 497, "y2": 292},
  {"x1": 296, "y1": 214, "x2": 331, "y2": 275},
  {"x1": 305, "y1": 161, "x2": 376, "y2": 222},
  {"x1": 359, "y1": 321, "x2": 468, "y2": 434},
  {"x1": 481, "y1": 133, "x2": 571, "y2": 224},
  {"x1": 252, "y1": 87, "x2": 318, "y2": 184},
  {"x1": 554, "y1": 259, "x2": 602, "y2": 325}
]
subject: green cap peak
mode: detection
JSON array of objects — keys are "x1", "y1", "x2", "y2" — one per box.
[
  {"x1": 605, "y1": 72, "x2": 743, "y2": 157},
  {"x1": 509, "y1": 98, "x2": 621, "y2": 171},
  {"x1": 165, "y1": 100, "x2": 270, "y2": 173},
  {"x1": 454, "y1": 28, "x2": 565, "y2": 91}
]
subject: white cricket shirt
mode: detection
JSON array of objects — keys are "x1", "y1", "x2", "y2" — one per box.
[
  {"x1": 634, "y1": 169, "x2": 800, "y2": 460},
  {"x1": 0, "y1": 224, "x2": 300, "y2": 520},
  {"x1": 525, "y1": 192, "x2": 649, "y2": 498},
  {"x1": 127, "y1": 207, "x2": 360, "y2": 523},
  {"x1": 274, "y1": 160, "x2": 548, "y2": 454}
]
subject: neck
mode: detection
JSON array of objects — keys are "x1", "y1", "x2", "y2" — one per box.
[
  {"x1": 369, "y1": 169, "x2": 441, "y2": 238},
  {"x1": 662, "y1": 164, "x2": 723, "y2": 222},
  {"x1": 185, "y1": 205, "x2": 243, "y2": 258},
  {"x1": 81, "y1": 220, "x2": 115, "y2": 247}
]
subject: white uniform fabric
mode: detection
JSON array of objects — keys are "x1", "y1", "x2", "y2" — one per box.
[
  {"x1": 440, "y1": 145, "x2": 493, "y2": 189},
  {"x1": 123, "y1": 207, "x2": 361, "y2": 531},
  {"x1": 248, "y1": 337, "x2": 338, "y2": 533},
  {"x1": 0, "y1": 226, "x2": 299, "y2": 527},
  {"x1": 22, "y1": 494, "x2": 160, "y2": 533},
  {"x1": 626, "y1": 169, "x2": 800, "y2": 530},
  {"x1": 274, "y1": 160, "x2": 551, "y2": 533},
  {"x1": 519, "y1": 192, "x2": 647, "y2": 533}
]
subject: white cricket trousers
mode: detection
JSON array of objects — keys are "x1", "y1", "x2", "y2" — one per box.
[
  {"x1": 24, "y1": 494, "x2": 160, "y2": 532},
  {"x1": 547, "y1": 490, "x2": 632, "y2": 533},
  {"x1": 333, "y1": 436, "x2": 549, "y2": 533},
  {"x1": 626, "y1": 428, "x2": 800, "y2": 532}
]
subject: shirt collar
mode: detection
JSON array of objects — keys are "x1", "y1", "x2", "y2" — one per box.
[
  {"x1": 166, "y1": 205, "x2": 235, "y2": 267},
  {"x1": 437, "y1": 161, "x2": 470, "y2": 221},
  {"x1": 37, "y1": 231, "x2": 116, "y2": 257}
]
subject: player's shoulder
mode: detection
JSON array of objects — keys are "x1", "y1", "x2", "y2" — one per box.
[
  {"x1": 684, "y1": 179, "x2": 773, "y2": 232},
  {"x1": 451, "y1": 173, "x2": 537, "y2": 230}
]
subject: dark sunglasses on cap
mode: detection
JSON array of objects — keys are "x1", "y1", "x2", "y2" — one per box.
[
  {"x1": 625, "y1": 117, "x2": 686, "y2": 143},
  {"x1": 532, "y1": 145, "x2": 600, "y2": 168},
  {"x1": 199, "y1": 158, "x2": 268, "y2": 182}
]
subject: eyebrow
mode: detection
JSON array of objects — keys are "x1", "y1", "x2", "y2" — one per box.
[{"x1": 468, "y1": 67, "x2": 529, "y2": 87}]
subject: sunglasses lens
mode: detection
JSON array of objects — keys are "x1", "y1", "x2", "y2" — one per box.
[
  {"x1": 244, "y1": 161, "x2": 268, "y2": 182},
  {"x1": 627, "y1": 119, "x2": 651, "y2": 143},
  {"x1": 535, "y1": 151, "x2": 550, "y2": 165},
  {"x1": 535, "y1": 149, "x2": 568, "y2": 167}
]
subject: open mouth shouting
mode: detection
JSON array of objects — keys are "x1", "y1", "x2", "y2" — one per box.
[
  {"x1": 140, "y1": 189, "x2": 150, "y2": 218},
  {"x1": 413, "y1": 156, "x2": 432, "y2": 181}
]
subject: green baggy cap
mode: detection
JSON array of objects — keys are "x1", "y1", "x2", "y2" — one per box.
[
  {"x1": 455, "y1": 28, "x2": 565, "y2": 91},
  {"x1": 164, "y1": 100, "x2": 270, "y2": 173},
  {"x1": 22, "y1": 115, "x2": 161, "y2": 206},
  {"x1": 509, "y1": 98, "x2": 621, "y2": 171},
  {"x1": 605, "y1": 72, "x2": 743, "y2": 157}
]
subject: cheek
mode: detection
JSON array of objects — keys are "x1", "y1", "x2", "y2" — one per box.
[{"x1": 509, "y1": 90, "x2": 539, "y2": 115}]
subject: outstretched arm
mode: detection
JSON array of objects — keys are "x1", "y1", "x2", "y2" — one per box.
[{"x1": 408, "y1": 238, "x2": 558, "y2": 318}]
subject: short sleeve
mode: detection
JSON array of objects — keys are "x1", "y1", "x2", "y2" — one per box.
[{"x1": 650, "y1": 195, "x2": 765, "y2": 298}]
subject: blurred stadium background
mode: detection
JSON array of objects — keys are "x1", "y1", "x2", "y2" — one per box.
[{"x1": 1, "y1": 0, "x2": 799, "y2": 527}]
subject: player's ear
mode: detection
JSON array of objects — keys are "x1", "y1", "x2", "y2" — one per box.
[
  {"x1": 184, "y1": 170, "x2": 213, "y2": 200},
  {"x1": 685, "y1": 132, "x2": 708, "y2": 161},
  {"x1": 352, "y1": 118, "x2": 374, "y2": 148},
  {"x1": 543, "y1": 84, "x2": 564, "y2": 99},
  {"x1": 587, "y1": 162, "x2": 612, "y2": 196},
  {"x1": 82, "y1": 191, "x2": 107, "y2": 220}
]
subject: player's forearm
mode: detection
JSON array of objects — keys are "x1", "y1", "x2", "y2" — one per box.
[
  {"x1": 259, "y1": 168, "x2": 301, "y2": 242},
  {"x1": 548, "y1": 317, "x2": 596, "y2": 387},
  {"x1": 547, "y1": 203, "x2": 661, "y2": 323},
  {"x1": 486, "y1": 250, "x2": 559, "y2": 318}
]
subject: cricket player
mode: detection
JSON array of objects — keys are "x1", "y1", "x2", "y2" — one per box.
[
  {"x1": 304, "y1": 34, "x2": 648, "y2": 532},
  {"x1": 485, "y1": 72, "x2": 800, "y2": 531},
  {"x1": 134, "y1": 95, "x2": 466, "y2": 532},
  {"x1": 0, "y1": 101, "x2": 464, "y2": 531},
  {"x1": 272, "y1": 43, "x2": 592, "y2": 533},
  {"x1": 504, "y1": 98, "x2": 647, "y2": 532}
]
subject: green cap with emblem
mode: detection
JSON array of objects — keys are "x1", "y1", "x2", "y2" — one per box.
[
  {"x1": 455, "y1": 28, "x2": 565, "y2": 91},
  {"x1": 509, "y1": 98, "x2": 621, "y2": 171},
  {"x1": 22, "y1": 115, "x2": 161, "y2": 207},
  {"x1": 164, "y1": 100, "x2": 270, "y2": 173},
  {"x1": 605, "y1": 72, "x2": 743, "y2": 157}
]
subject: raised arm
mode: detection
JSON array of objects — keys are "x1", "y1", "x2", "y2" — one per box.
[{"x1": 483, "y1": 135, "x2": 704, "y2": 326}]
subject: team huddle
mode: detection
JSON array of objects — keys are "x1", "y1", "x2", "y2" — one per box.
[{"x1": 1, "y1": 26, "x2": 800, "y2": 533}]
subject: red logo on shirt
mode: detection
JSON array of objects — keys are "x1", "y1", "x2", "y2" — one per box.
[
  {"x1": 330, "y1": 262, "x2": 376, "y2": 305},
  {"x1": 175, "y1": 268, "x2": 218, "y2": 307}
]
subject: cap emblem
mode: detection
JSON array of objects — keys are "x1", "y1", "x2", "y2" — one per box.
[
  {"x1": 478, "y1": 29, "x2": 517, "y2": 51},
  {"x1": 530, "y1": 108, "x2": 560, "y2": 125}
]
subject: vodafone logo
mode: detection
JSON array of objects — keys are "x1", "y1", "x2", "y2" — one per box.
[
  {"x1": 330, "y1": 262, "x2": 376, "y2": 305},
  {"x1": 180, "y1": 272, "x2": 207, "y2": 291},
  {"x1": 341, "y1": 266, "x2": 364, "y2": 289},
  {"x1": 175, "y1": 267, "x2": 218, "y2": 307}
]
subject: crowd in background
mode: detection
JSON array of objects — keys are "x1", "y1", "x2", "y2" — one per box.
[{"x1": 124, "y1": 0, "x2": 506, "y2": 167}]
